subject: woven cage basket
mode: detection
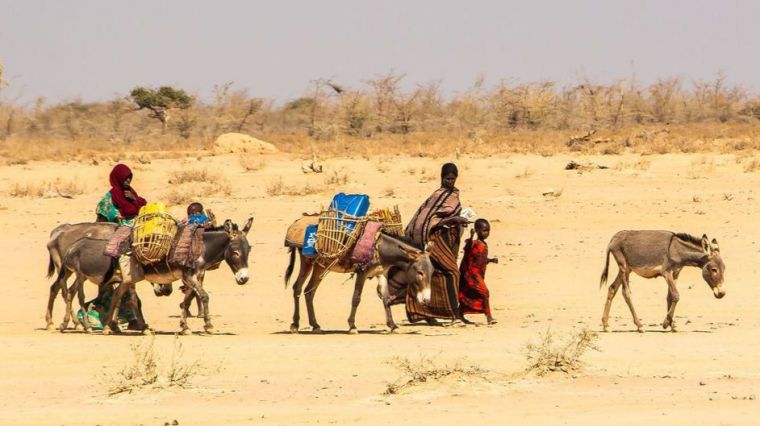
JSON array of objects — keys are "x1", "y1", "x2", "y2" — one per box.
[
  {"x1": 315, "y1": 209, "x2": 365, "y2": 261},
  {"x1": 369, "y1": 206, "x2": 403, "y2": 237},
  {"x1": 132, "y1": 212, "x2": 178, "y2": 264}
]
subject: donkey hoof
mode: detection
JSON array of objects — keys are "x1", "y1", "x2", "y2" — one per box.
[
  {"x1": 46, "y1": 324, "x2": 56, "y2": 332},
  {"x1": 102, "y1": 327, "x2": 113, "y2": 336},
  {"x1": 142, "y1": 328, "x2": 154, "y2": 336},
  {"x1": 636, "y1": 327, "x2": 644, "y2": 333},
  {"x1": 58, "y1": 324, "x2": 68, "y2": 333},
  {"x1": 204, "y1": 326, "x2": 215, "y2": 335},
  {"x1": 348, "y1": 328, "x2": 358, "y2": 335},
  {"x1": 180, "y1": 328, "x2": 192, "y2": 336},
  {"x1": 196, "y1": 313, "x2": 205, "y2": 319},
  {"x1": 387, "y1": 326, "x2": 398, "y2": 334},
  {"x1": 73, "y1": 323, "x2": 83, "y2": 331},
  {"x1": 311, "y1": 327, "x2": 323, "y2": 334},
  {"x1": 289, "y1": 324, "x2": 299, "y2": 333}
]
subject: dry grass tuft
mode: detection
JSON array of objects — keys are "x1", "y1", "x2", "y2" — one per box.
[
  {"x1": 743, "y1": 157, "x2": 760, "y2": 173},
  {"x1": 384, "y1": 356, "x2": 488, "y2": 395},
  {"x1": 324, "y1": 170, "x2": 350, "y2": 185},
  {"x1": 515, "y1": 168, "x2": 533, "y2": 179},
  {"x1": 9, "y1": 178, "x2": 86, "y2": 198},
  {"x1": 383, "y1": 187, "x2": 396, "y2": 197},
  {"x1": 266, "y1": 178, "x2": 323, "y2": 197},
  {"x1": 168, "y1": 168, "x2": 220, "y2": 184},
  {"x1": 164, "y1": 168, "x2": 231, "y2": 206},
  {"x1": 524, "y1": 327, "x2": 599, "y2": 376},
  {"x1": 103, "y1": 336, "x2": 210, "y2": 396}
]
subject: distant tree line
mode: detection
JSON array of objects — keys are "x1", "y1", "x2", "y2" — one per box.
[{"x1": 0, "y1": 72, "x2": 759, "y2": 145}]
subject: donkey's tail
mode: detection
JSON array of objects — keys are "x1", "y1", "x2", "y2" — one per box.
[
  {"x1": 599, "y1": 248, "x2": 611, "y2": 289},
  {"x1": 47, "y1": 254, "x2": 56, "y2": 279},
  {"x1": 284, "y1": 247, "x2": 296, "y2": 288}
]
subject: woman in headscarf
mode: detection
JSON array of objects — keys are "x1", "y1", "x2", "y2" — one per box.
[
  {"x1": 403, "y1": 162, "x2": 469, "y2": 323},
  {"x1": 96, "y1": 163, "x2": 147, "y2": 225}
]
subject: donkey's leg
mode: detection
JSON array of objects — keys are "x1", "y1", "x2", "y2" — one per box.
[
  {"x1": 195, "y1": 271, "x2": 206, "y2": 318},
  {"x1": 291, "y1": 254, "x2": 313, "y2": 333},
  {"x1": 601, "y1": 272, "x2": 623, "y2": 332},
  {"x1": 376, "y1": 275, "x2": 398, "y2": 332},
  {"x1": 178, "y1": 279, "x2": 195, "y2": 335},
  {"x1": 103, "y1": 282, "x2": 131, "y2": 335},
  {"x1": 304, "y1": 264, "x2": 325, "y2": 332},
  {"x1": 65, "y1": 275, "x2": 88, "y2": 333},
  {"x1": 183, "y1": 271, "x2": 212, "y2": 333},
  {"x1": 347, "y1": 272, "x2": 368, "y2": 334},
  {"x1": 662, "y1": 272, "x2": 680, "y2": 332},
  {"x1": 128, "y1": 287, "x2": 150, "y2": 334},
  {"x1": 621, "y1": 272, "x2": 643, "y2": 333},
  {"x1": 46, "y1": 280, "x2": 61, "y2": 331}
]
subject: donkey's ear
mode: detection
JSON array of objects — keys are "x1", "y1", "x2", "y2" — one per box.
[
  {"x1": 701, "y1": 234, "x2": 711, "y2": 254},
  {"x1": 224, "y1": 219, "x2": 233, "y2": 233},
  {"x1": 398, "y1": 244, "x2": 421, "y2": 261},
  {"x1": 242, "y1": 217, "x2": 253, "y2": 235},
  {"x1": 711, "y1": 238, "x2": 720, "y2": 253}
]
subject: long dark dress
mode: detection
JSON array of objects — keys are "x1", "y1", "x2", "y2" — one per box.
[{"x1": 403, "y1": 187, "x2": 463, "y2": 322}]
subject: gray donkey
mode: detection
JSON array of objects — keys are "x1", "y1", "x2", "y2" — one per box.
[
  {"x1": 45, "y1": 222, "x2": 172, "y2": 331},
  {"x1": 284, "y1": 218, "x2": 434, "y2": 334},
  {"x1": 600, "y1": 230, "x2": 725, "y2": 332},
  {"x1": 60, "y1": 218, "x2": 252, "y2": 334}
]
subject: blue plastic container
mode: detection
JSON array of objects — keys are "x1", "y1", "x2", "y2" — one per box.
[
  {"x1": 329, "y1": 193, "x2": 370, "y2": 217},
  {"x1": 329, "y1": 193, "x2": 370, "y2": 234},
  {"x1": 302, "y1": 224, "x2": 318, "y2": 257}
]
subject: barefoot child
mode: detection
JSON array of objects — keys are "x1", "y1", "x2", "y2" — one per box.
[{"x1": 458, "y1": 218, "x2": 498, "y2": 324}]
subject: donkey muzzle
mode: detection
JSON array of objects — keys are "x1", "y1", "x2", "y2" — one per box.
[
  {"x1": 235, "y1": 268, "x2": 250, "y2": 285},
  {"x1": 416, "y1": 287, "x2": 432, "y2": 305},
  {"x1": 713, "y1": 286, "x2": 726, "y2": 299}
]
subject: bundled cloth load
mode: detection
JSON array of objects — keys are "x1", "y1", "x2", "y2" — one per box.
[{"x1": 131, "y1": 203, "x2": 178, "y2": 264}]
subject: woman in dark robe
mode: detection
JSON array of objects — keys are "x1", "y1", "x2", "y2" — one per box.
[
  {"x1": 403, "y1": 162, "x2": 469, "y2": 323},
  {"x1": 96, "y1": 163, "x2": 146, "y2": 225}
]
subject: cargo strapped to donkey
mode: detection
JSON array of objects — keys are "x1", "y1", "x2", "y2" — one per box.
[
  {"x1": 315, "y1": 194, "x2": 370, "y2": 263},
  {"x1": 131, "y1": 204, "x2": 178, "y2": 264}
]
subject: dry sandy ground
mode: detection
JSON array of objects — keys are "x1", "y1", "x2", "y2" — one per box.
[{"x1": 1, "y1": 151, "x2": 759, "y2": 425}]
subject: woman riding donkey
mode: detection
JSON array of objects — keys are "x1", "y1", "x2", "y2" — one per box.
[
  {"x1": 96, "y1": 163, "x2": 147, "y2": 225},
  {"x1": 401, "y1": 162, "x2": 470, "y2": 325},
  {"x1": 87, "y1": 163, "x2": 149, "y2": 329}
]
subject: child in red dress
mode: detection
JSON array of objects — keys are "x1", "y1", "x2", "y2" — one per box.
[{"x1": 459, "y1": 218, "x2": 498, "y2": 324}]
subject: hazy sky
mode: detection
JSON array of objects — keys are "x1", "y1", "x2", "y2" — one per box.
[{"x1": 1, "y1": 0, "x2": 759, "y2": 105}]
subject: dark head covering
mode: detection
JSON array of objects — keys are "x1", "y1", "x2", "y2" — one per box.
[
  {"x1": 108, "y1": 163, "x2": 146, "y2": 219},
  {"x1": 441, "y1": 162, "x2": 458, "y2": 177}
]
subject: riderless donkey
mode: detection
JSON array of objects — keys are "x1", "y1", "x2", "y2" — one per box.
[
  {"x1": 46, "y1": 222, "x2": 172, "y2": 331},
  {"x1": 59, "y1": 218, "x2": 253, "y2": 334},
  {"x1": 284, "y1": 216, "x2": 434, "y2": 333},
  {"x1": 600, "y1": 230, "x2": 725, "y2": 332}
]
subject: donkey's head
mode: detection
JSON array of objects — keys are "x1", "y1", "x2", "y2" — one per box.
[
  {"x1": 700, "y1": 235, "x2": 725, "y2": 299},
  {"x1": 396, "y1": 243, "x2": 435, "y2": 305},
  {"x1": 222, "y1": 217, "x2": 253, "y2": 285}
]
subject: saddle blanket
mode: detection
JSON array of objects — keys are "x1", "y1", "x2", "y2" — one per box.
[
  {"x1": 103, "y1": 226, "x2": 132, "y2": 258},
  {"x1": 350, "y1": 221, "x2": 383, "y2": 265},
  {"x1": 169, "y1": 225, "x2": 204, "y2": 267}
]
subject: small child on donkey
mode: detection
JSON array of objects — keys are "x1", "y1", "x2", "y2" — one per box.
[
  {"x1": 458, "y1": 218, "x2": 498, "y2": 325},
  {"x1": 181, "y1": 202, "x2": 215, "y2": 227}
]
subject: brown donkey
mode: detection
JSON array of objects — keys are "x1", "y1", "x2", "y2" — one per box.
[{"x1": 600, "y1": 231, "x2": 725, "y2": 332}]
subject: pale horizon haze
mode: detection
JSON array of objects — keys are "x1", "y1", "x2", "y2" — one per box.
[{"x1": 1, "y1": 0, "x2": 759, "y2": 105}]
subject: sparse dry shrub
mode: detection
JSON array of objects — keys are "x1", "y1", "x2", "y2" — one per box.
[
  {"x1": 382, "y1": 187, "x2": 396, "y2": 197},
  {"x1": 324, "y1": 170, "x2": 350, "y2": 185},
  {"x1": 515, "y1": 168, "x2": 533, "y2": 179},
  {"x1": 164, "y1": 168, "x2": 231, "y2": 206},
  {"x1": 103, "y1": 336, "x2": 209, "y2": 396},
  {"x1": 524, "y1": 327, "x2": 599, "y2": 376},
  {"x1": 9, "y1": 178, "x2": 86, "y2": 198},
  {"x1": 743, "y1": 158, "x2": 760, "y2": 172},
  {"x1": 266, "y1": 178, "x2": 322, "y2": 196},
  {"x1": 384, "y1": 356, "x2": 488, "y2": 395}
]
